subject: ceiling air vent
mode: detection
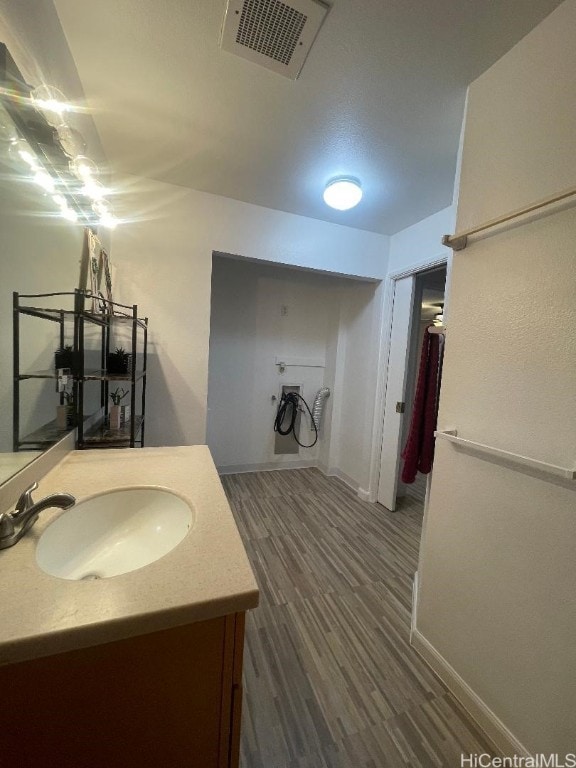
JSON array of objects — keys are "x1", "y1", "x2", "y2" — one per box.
[{"x1": 221, "y1": 0, "x2": 329, "y2": 80}]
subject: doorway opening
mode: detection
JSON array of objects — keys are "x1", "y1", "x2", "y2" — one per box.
[
  {"x1": 377, "y1": 264, "x2": 447, "y2": 512},
  {"x1": 207, "y1": 252, "x2": 379, "y2": 477}
]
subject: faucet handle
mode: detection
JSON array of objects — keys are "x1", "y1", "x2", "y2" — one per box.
[
  {"x1": 0, "y1": 512, "x2": 15, "y2": 538},
  {"x1": 14, "y1": 482, "x2": 38, "y2": 517}
]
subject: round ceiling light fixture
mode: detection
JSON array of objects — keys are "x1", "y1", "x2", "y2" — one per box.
[{"x1": 323, "y1": 177, "x2": 363, "y2": 210}]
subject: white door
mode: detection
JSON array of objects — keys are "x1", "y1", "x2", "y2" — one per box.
[{"x1": 377, "y1": 276, "x2": 416, "y2": 511}]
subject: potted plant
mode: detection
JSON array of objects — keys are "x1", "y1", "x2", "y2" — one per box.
[
  {"x1": 109, "y1": 387, "x2": 129, "y2": 429},
  {"x1": 56, "y1": 391, "x2": 76, "y2": 430},
  {"x1": 54, "y1": 344, "x2": 80, "y2": 373},
  {"x1": 106, "y1": 346, "x2": 131, "y2": 375}
]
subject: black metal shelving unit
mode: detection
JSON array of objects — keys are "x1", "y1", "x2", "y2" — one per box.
[{"x1": 13, "y1": 290, "x2": 148, "y2": 451}]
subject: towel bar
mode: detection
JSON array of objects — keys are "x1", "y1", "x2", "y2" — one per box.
[{"x1": 435, "y1": 429, "x2": 576, "y2": 480}]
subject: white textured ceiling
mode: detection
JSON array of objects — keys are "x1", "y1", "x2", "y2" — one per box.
[{"x1": 53, "y1": 0, "x2": 563, "y2": 235}]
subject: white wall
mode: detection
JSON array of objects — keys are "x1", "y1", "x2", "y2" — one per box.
[
  {"x1": 455, "y1": 9, "x2": 575, "y2": 234},
  {"x1": 113, "y1": 177, "x2": 389, "y2": 449},
  {"x1": 207, "y1": 256, "x2": 347, "y2": 471},
  {"x1": 330, "y1": 280, "x2": 384, "y2": 492},
  {"x1": 388, "y1": 205, "x2": 455, "y2": 275},
  {"x1": 416, "y1": 0, "x2": 576, "y2": 754}
]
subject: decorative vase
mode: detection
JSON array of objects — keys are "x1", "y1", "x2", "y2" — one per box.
[
  {"x1": 120, "y1": 404, "x2": 131, "y2": 426},
  {"x1": 109, "y1": 405, "x2": 121, "y2": 429},
  {"x1": 56, "y1": 405, "x2": 75, "y2": 430}
]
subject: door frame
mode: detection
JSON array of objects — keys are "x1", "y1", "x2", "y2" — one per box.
[
  {"x1": 365, "y1": 253, "x2": 450, "y2": 503},
  {"x1": 376, "y1": 274, "x2": 416, "y2": 511}
]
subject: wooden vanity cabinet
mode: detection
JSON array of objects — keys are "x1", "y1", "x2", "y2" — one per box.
[{"x1": 0, "y1": 612, "x2": 246, "y2": 768}]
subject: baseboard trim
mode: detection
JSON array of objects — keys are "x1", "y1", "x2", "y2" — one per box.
[
  {"x1": 411, "y1": 571, "x2": 418, "y2": 636},
  {"x1": 322, "y1": 466, "x2": 359, "y2": 491},
  {"x1": 410, "y1": 628, "x2": 529, "y2": 757},
  {"x1": 219, "y1": 460, "x2": 367, "y2": 498},
  {"x1": 217, "y1": 460, "x2": 318, "y2": 475},
  {"x1": 317, "y1": 465, "x2": 369, "y2": 496}
]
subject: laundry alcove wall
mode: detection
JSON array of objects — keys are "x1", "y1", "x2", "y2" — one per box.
[{"x1": 207, "y1": 254, "x2": 381, "y2": 482}]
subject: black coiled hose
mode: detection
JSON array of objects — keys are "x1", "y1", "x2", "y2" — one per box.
[{"x1": 273, "y1": 392, "x2": 318, "y2": 448}]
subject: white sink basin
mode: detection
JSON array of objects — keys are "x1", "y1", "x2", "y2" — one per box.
[{"x1": 36, "y1": 486, "x2": 194, "y2": 580}]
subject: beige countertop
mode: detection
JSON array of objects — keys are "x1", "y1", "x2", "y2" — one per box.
[{"x1": 0, "y1": 446, "x2": 259, "y2": 666}]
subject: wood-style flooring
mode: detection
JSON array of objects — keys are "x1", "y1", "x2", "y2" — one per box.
[{"x1": 221, "y1": 468, "x2": 496, "y2": 768}]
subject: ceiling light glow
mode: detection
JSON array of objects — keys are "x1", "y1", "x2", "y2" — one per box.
[
  {"x1": 98, "y1": 213, "x2": 118, "y2": 229},
  {"x1": 31, "y1": 85, "x2": 71, "y2": 123},
  {"x1": 34, "y1": 98, "x2": 68, "y2": 115},
  {"x1": 70, "y1": 156, "x2": 99, "y2": 180},
  {"x1": 18, "y1": 149, "x2": 38, "y2": 168},
  {"x1": 33, "y1": 170, "x2": 56, "y2": 193},
  {"x1": 61, "y1": 207, "x2": 78, "y2": 222},
  {"x1": 92, "y1": 198, "x2": 118, "y2": 228},
  {"x1": 81, "y1": 179, "x2": 108, "y2": 200},
  {"x1": 323, "y1": 178, "x2": 363, "y2": 211}
]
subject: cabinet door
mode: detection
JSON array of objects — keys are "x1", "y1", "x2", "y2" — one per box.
[{"x1": 0, "y1": 618, "x2": 233, "y2": 768}]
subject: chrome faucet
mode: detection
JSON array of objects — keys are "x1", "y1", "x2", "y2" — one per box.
[{"x1": 0, "y1": 482, "x2": 75, "y2": 550}]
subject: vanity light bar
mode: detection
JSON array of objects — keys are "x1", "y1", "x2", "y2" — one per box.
[{"x1": 0, "y1": 42, "x2": 118, "y2": 229}]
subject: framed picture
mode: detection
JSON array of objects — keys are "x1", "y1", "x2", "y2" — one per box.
[
  {"x1": 88, "y1": 231, "x2": 102, "y2": 311},
  {"x1": 78, "y1": 227, "x2": 91, "y2": 292},
  {"x1": 79, "y1": 228, "x2": 104, "y2": 311},
  {"x1": 102, "y1": 249, "x2": 114, "y2": 310},
  {"x1": 78, "y1": 229, "x2": 115, "y2": 313}
]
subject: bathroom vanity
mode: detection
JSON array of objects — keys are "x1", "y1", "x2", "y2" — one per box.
[{"x1": 0, "y1": 445, "x2": 259, "y2": 768}]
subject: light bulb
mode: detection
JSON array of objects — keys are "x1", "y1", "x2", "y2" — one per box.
[
  {"x1": 31, "y1": 85, "x2": 70, "y2": 126},
  {"x1": 70, "y1": 156, "x2": 99, "y2": 180}
]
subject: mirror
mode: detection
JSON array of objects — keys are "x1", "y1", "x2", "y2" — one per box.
[
  {"x1": 0, "y1": 15, "x2": 113, "y2": 489},
  {"x1": 0, "y1": 96, "x2": 85, "y2": 487}
]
